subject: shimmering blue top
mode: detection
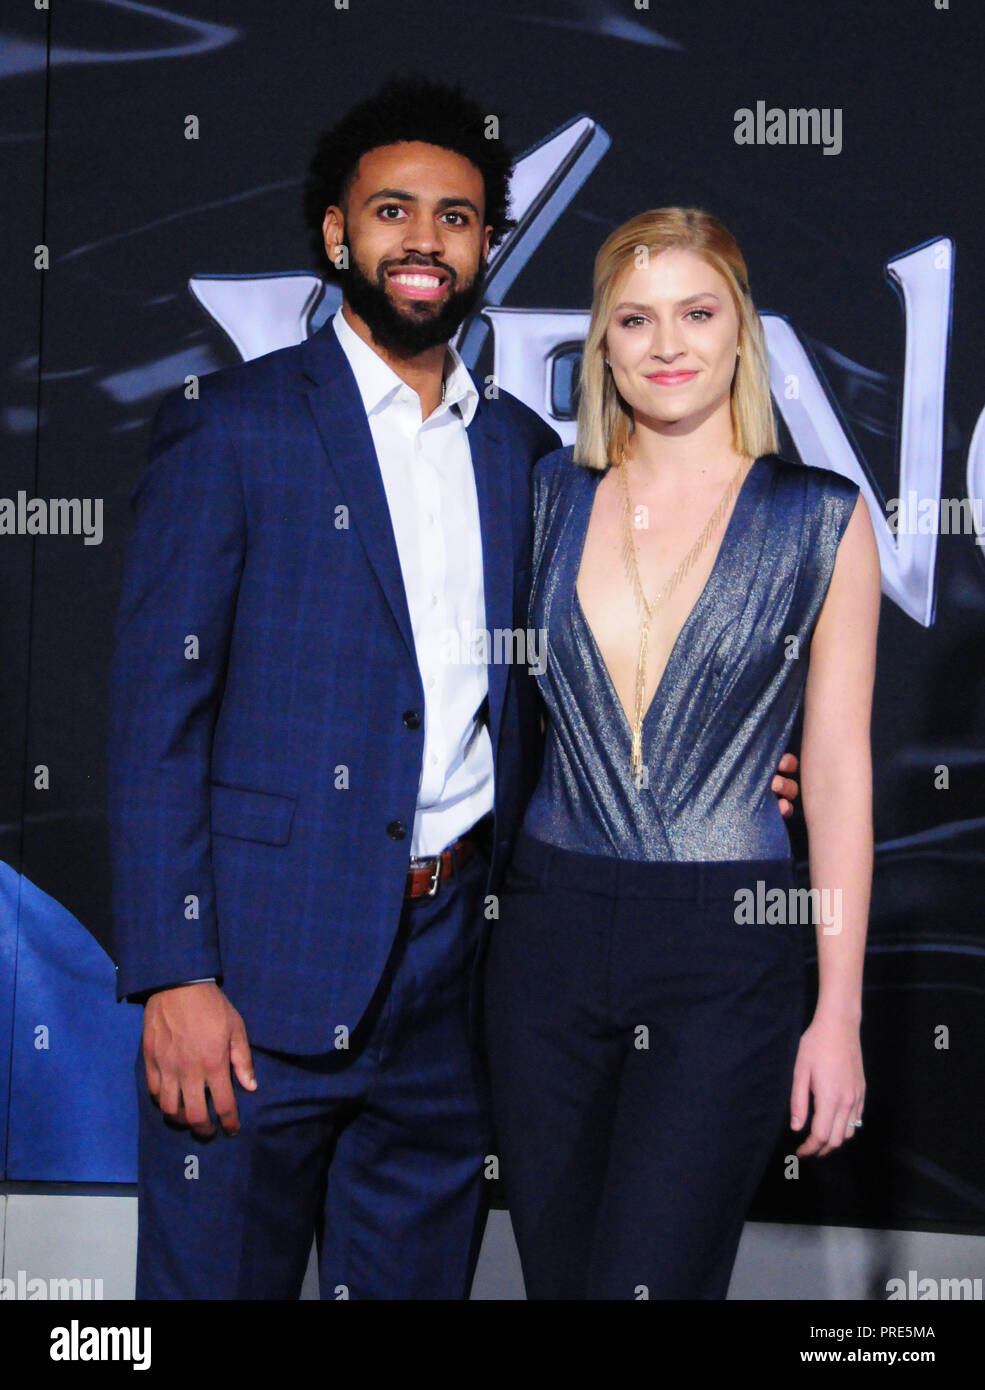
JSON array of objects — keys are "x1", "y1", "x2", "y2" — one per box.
[{"x1": 519, "y1": 448, "x2": 860, "y2": 861}]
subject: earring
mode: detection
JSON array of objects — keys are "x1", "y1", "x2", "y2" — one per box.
[
  {"x1": 736, "y1": 346, "x2": 742, "y2": 357},
  {"x1": 604, "y1": 358, "x2": 611, "y2": 366}
]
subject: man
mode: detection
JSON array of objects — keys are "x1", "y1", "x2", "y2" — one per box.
[{"x1": 107, "y1": 76, "x2": 800, "y2": 1300}]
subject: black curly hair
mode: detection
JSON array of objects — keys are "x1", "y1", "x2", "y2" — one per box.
[{"x1": 302, "y1": 76, "x2": 516, "y2": 280}]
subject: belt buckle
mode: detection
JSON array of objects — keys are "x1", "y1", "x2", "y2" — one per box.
[{"x1": 426, "y1": 855, "x2": 442, "y2": 897}]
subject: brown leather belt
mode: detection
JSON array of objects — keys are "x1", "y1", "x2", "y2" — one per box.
[{"x1": 405, "y1": 817, "x2": 492, "y2": 899}]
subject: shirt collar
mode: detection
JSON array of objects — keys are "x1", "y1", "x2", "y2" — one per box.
[{"x1": 332, "y1": 305, "x2": 479, "y2": 426}]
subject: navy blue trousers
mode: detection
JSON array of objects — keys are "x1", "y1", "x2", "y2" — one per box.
[
  {"x1": 483, "y1": 833, "x2": 805, "y2": 1300},
  {"x1": 135, "y1": 841, "x2": 492, "y2": 1299}
]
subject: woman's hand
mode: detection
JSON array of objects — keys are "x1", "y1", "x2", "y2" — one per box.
[{"x1": 789, "y1": 1010, "x2": 865, "y2": 1157}]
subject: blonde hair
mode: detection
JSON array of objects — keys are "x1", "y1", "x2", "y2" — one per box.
[{"x1": 573, "y1": 207, "x2": 778, "y2": 469}]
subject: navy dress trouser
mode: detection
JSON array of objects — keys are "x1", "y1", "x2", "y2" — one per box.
[
  {"x1": 135, "y1": 842, "x2": 492, "y2": 1300},
  {"x1": 483, "y1": 833, "x2": 806, "y2": 1300}
]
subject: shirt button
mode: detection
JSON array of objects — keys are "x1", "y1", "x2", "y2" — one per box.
[
  {"x1": 426, "y1": 675, "x2": 436, "y2": 689},
  {"x1": 430, "y1": 594, "x2": 438, "y2": 606},
  {"x1": 430, "y1": 754, "x2": 439, "y2": 766},
  {"x1": 427, "y1": 513, "x2": 436, "y2": 525}
]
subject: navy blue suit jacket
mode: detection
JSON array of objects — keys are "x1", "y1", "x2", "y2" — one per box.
[{"x1": 106, "y1": 318, "x2": 560, "y2": 1053}]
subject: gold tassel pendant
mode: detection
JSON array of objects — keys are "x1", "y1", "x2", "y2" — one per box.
[
  {"x1": 630, "y1": 621, "x2": 648, "y2": 786},
  {"x1": 617, "y1": 448, "x2": 749, "y2": 787}
]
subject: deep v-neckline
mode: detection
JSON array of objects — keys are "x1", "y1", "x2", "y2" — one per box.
[{"x1": 573, "y1": 456, "x2": 762, "y2": 742}]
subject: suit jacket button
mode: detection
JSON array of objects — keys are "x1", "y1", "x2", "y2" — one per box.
[
  {"x1": 402, "y1": 709, "x2": 421, "y2": 729},
  {"x1": 387, "y1": 820, "x2": 407, "y2": 841}
]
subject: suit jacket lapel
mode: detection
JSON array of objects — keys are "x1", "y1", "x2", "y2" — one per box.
[
  {"x1": 467, "y1": 405, "x2": 512, "y2": 763},
  {"x1": 301, "y1": 324, "x2": 417, "y2": 663},
  {"x1": 300, "y1": 319, "x2": 516, "y2": 757}
]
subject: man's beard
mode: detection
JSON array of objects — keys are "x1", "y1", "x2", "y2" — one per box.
[{"x1": 340, "y1": 227, "x2": 485, "y2": 356}]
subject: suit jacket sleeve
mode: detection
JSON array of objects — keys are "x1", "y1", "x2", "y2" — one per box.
[{"x1": 106, "y1": 386, "x2": 247, "y2": 1001}]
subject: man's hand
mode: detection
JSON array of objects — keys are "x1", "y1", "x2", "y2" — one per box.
[
  {"x1": 772, "y1": 751, "x2": 800, "y2": 819},
  {"x1": 141, "y1": 982, "x2": 256, "y2": 1138}
]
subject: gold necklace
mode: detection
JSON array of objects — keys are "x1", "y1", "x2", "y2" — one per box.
[{"x1": 617, "y1": 448, "x2": 749, "y2": 783}]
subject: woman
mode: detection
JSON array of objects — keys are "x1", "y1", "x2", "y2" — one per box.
[{"x1": 483, "y1": 207, "x2": 880, "y2": 1300}]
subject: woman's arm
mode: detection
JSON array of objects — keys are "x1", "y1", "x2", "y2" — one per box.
[{"x1": 789, "y1": 492, "x2": 881, "y2": 1157}]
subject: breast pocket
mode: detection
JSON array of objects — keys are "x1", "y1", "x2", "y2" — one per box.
[{"x1": 210, "y1": 781, "x2": 297, "y2": 846}]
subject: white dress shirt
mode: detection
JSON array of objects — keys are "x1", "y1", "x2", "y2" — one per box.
[{"x1": 332, "y1": 306, "x2": 494, "y2": 859}]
